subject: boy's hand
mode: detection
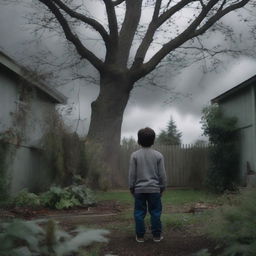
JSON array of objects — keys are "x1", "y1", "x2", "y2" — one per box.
[{"x1": 160, "y1": 187, "x2": 165, "y2": 196}]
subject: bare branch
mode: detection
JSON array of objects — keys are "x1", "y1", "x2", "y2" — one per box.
[
  {"x1": 157, "y1": 0, "x2": 195, "y2": 28},
  {"x1": 117, "y1": 0, "x2": 143, "y2": 67},
  {"x1": 103, "y1": 0, "x2": 119, "y2": 58},
  {"x1": 131, "y1": 0, "x2": 194, "y2": 69},
  {"x1": 131, "y1": 0, "x2": 225, "y2": 80},
  {"x1": 38, "y1": 0, "x2": 104, "y2": 72},
  {"x1": 166, "y1": 0, "x2": 172, "y2": 9},
  {"x1": 194, "y1": 0, "x2": 250, "y2": 37},
  {"x1": 199, "y1": 0, "x2": 206, "y2": 8},
  {"x1": 52, "y1": 0, "x2": 110, "y2": 46},
  {"x1": 219, "y1": 0, "x2": 227, "y2": 10},
  {"x1": 112, "y1": 0, "x2": 125, "y2": 6},
  {"x1": 152, "y1": 0, "x2": 162, "y2": 21}
]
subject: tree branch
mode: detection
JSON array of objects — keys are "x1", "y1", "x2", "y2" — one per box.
[
  {"x1": 132, "y1": 0, "x2": 250, "y2": 81},
  {"x1": 131, "y1": 0, "x2": 194, "y2": 69},
  {"x1": 157, "y1": 0, "x2": 195, "y2": 28},
  {"x1": 52, "y1": 0, "x2": 110, "y2": 46},
  {"x1": 199, "y1": 0, "x2": 205, "y2": 8},
  {"x1": 38, "y1": 0, "x2": 104, "y2": 72},
  {"x1": 117, "y1": 0, "x2": 143, "y2": 67},
  {"x1": 112, "y1": 0, "x2": 125, "y2": 6},
  {"x1": 152, "y1": 0, "x2": 162, "y2": 21},
  {"x1": 194, "y1": 0, "x2": 250, "y2": 36},
  {"x1": 103, "y1": 0, "x2": 119, "y2": 48},
  {"x1": 131, "y1": 0, "x2": 222, "y2": 80}
]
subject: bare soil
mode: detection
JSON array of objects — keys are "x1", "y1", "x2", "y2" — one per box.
[{"x1": 0, "y1": 200, "x2": 222, "y2": 256}]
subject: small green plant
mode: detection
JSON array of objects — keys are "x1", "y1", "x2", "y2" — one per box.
[
  {"x1": 11, "y1": 184, "x2": 96, "y2": 210},
  {"x1": 0, "y1": 218, "x2": 109, "y2": 256},
  {"x1": 12, "y1": 189, "x2": 41, "y2": 207},
  {"x1": 205, "y1": 189, "x2": 256, "y2": 256},
  {"x1": 40, "y1": 185, "x2": 96, "y2": 209}
]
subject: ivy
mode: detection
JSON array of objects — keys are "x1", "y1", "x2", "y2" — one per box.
[{"x1": 201, "y1": 105, "x2": 240, "y2": 193}]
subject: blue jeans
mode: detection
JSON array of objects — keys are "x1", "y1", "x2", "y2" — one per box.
[{"x1": 134, "y1": 193, "x2": 162, "y2": 238}]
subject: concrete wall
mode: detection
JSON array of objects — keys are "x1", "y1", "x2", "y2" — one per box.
[
  {"x1": 0, "y1": 66, "x2": 56, "y2": 194},
  {"x1": 219, "y1": 86, "x2": 256, "y2": 183}
]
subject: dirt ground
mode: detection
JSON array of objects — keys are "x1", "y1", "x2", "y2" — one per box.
[{"x1": 0, "y1": 200, "x2": 221, "y2": 256}]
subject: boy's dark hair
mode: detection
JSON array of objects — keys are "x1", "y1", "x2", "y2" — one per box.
[{"x1": 137, "y1": 127, "x2": 156, "y2": 147}]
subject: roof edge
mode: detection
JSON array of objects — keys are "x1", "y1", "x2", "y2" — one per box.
[
  {"x1": 211, "y1": 74, "x2": 256, "y2": 104},
  {"x1": 0, "y1": 51, "x2": 67, "y2": 104}
]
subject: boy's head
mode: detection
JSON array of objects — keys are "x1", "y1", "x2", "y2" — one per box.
[{"x1": 137, "y1": 127, "x2": 155, "y2": 147}]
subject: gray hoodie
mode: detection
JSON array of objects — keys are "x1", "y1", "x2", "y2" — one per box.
[{"x1": 128, "y1": 148, "x2": 167, "y2": 193}]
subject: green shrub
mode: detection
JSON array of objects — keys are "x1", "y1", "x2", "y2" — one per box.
[
  {"x1": 201, "y1": 105, "x2": 240, "y2": 193},
  {"x1": 12, "y1": 189, "x2": 41, "y2": 207},
  {"x1": 0, "y1": 218, "x2": 109, "y2": 256},
  {"x1": 40, "y1": 185, "x2": 96, "y2": 209},
  {"x1": 206, "y1": 189, "x2": 256, "y2": 256},
  {"x1": 11, "y1": 185, "x2": 96, "y2": 210}
]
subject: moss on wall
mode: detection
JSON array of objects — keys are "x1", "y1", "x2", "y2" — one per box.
[{"x1": 0, "y1": 140, "x2": 9, "y2": 201}]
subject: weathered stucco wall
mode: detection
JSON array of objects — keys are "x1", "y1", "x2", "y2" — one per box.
[
  {"x1": 0, "y1": 71, "x2": 18, "y2": 132},
  {"x1": 220, "y1": 87, "x2": 252, "y2": 129},
  {"x1": 219, "y1": 86, "x2": 256, "y2": 183},
  {"x1": 0, "y1": 66, "x2": 56, "y2": 194}
]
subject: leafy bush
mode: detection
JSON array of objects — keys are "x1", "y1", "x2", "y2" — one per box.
[
  {"x1": 40, "y1": 185, "x2": 96, "y2": 209},
  {"x1": 206, "y1": 189, "x2": 256, "y2": 256},
  {"x1": 12, "y1": 189, "x2": 41, "y2": 207},
  {"x1": 201, "y1": 105, "x2": 240, "y2": 193},
  {"x1": 0, "y1": 218, "x2": 109, "y2": 256},
  {"x1": 12, "y1": 185, "x2": 96, "y2": 209}
]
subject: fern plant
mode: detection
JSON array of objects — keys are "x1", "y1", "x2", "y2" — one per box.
[{"x1": 0, "y1": 219, "x2": 109, "y2": 256}]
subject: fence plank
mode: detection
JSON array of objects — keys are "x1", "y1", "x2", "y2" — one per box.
[{"x1": 117, "y1": 144, "x2": 209, "y2": 188}]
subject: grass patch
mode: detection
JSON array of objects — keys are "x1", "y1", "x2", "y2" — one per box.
[
  {"x1": 162, "y1": 189, "x2": 218, "y2": 206},
  {"x1": 94, "y1": 189, "x2": 220, "y2": 235},
  {"x1": 162, "y1": 211, "x2": 213, "y2": 230},
  {"x1": 95, "y1": 190, "x2": 133, "y2": 204},
  {"x1": 96, "y1": 189, "x2": 219, "y2": 206}
]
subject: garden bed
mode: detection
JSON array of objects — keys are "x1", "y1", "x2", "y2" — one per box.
[{"x1": 0, "y1": 189, "x2": 223, "y2": 256}]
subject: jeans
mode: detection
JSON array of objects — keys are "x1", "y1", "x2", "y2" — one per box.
[{"x1": 134, "y1": 193, "x2": 162, "y2": 238}]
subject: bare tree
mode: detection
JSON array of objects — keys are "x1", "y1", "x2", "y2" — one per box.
[{"x1": 30, "y1": 0, "x2": 251, "y2": 174}]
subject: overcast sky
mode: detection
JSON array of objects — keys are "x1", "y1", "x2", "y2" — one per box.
[{"x1": 1, "y1": 1, "x2": 256, "y2": 144}]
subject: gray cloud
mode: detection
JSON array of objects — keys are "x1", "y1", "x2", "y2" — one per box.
[{"x1": 1, "y1": 2, "x2": 256, "y2": 144}]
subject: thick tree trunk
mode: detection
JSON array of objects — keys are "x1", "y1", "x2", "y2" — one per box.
[{"x1": 87, "y1": 74, "x2": 132, "y2": 187}]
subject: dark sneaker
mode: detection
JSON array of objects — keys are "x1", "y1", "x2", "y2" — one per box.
[
  {"x1": 136, "y1": 236, "x2": 145, "y2": 243},
  {"x1": 153, "y1": 236, "x2": 164, "y2": 242}
]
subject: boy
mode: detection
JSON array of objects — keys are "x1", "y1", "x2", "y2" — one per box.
[{"x1": 129, "y1": 127, "x2": 167, "y2": 243}]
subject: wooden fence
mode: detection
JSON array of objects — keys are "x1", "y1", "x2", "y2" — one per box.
[{"x1": 117, "y1": 144, "x2": 209, "y2": 188}]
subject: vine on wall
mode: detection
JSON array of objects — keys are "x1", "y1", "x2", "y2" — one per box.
[{"x1": 41, "y1": 111, "x2": 87, "y2": 187}]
